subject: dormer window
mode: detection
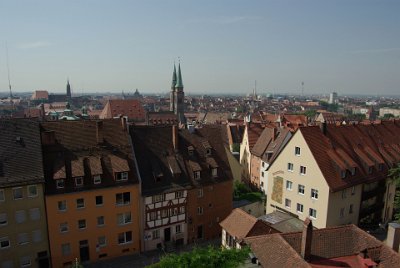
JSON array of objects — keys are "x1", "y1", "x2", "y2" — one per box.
[
  {"x1": 75, "y1": 177, "x2": 83, "y2": 187},
  {"x1": 116, "y1": 172, "x2": 128, "y2": 181},
  {"x1": 212, "y1": 168, "x2": 218, "y2": 178},
  {"x1": 194, "y1": 171, "x2": 201, "y2": 180},
  {"x1": 206, "y1": 148, "x2": 212, "y2": 156},
  {"x1": 340, "y1": 170, "x2": 346, "y2": 179},
  {"x1": 93, "y1": 175, "x2": 101, "y2": 184},
  {"x1": 56, "y1": 179, "x2": 65, "y2": 189},
  {"x1": 188, "y1": 146, "x2": 194, "y2": 156}
]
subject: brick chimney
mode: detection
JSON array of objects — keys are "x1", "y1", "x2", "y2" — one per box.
[
  {"x1": 320, "y1": 122, "x2": 327, "y2": 135},
  {"x1": 272, "y1": 127, "x2": 277, "y2": 141},
  {"x1": 96, "y1": 121, "x2": 104, "y2": 144},
  {"x1": 172, "y1": 125, "x2": 178, "y2": 152},
  {"x1": 386, "y1": 222, "x2": 400, "y2": 252},
  {"x1": 121, "y1": 116, "x2": 127, "y2": 132},
  {"x1": 301, "y1": 218, "x2": 313, "y2": 261}
]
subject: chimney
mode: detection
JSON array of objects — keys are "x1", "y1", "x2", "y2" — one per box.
[
  {"x1": 40, "y1": 103, "x2": 45, "y2": 121},
  {"x1": 121, "y1": 116, "x2": 127, "y2": 132},
  {"x1": 386, "y1": 222, "x2": 400, "y2": 252},
  {"x1": 301, "y1": 218, "x2": 313, "y2": 260},
  {"x1": 96, "y1": 121, "x2": 104, "y2": 144},
  {"x1": 320, "y1": 122, "x2": 327, "y2": 135},
  {"x1": 272, "y1": 127, "x2": 277, "y2": 141},
  {"x1": 172, "y1": 125, "x2": 178, "y2": 152}
]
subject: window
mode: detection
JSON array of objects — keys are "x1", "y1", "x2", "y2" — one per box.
[
  {"x1": 179, "y1": 206, "x2": 185, "y2": 214},
  {"x1": 287, "y1": 163, "x2": 294, "y2": 172},
  {"x1": 152, "y1": 194, "x2": 163, "y2": 203},
  {"x1": 176, "y1": 224, "x2": 182, "y2": 234},
  {"x1": 29, "y1": 208, "x2": 40, "y2": 221},
  {"x1": 58, "y1": 200, "x2": 67, "y2": 211},
  {"x1": 286, "y1": 181, "x2": 293, "y2": 191},
  {"x1": 351, "y1": 167, "x2": 356, "y2": 176},
  {"x1": 351, "y1": 186, "x2": 356, "y2": 195},
  {"x1": 309, "y1": 208, "x2": 317, "y2": 219},
  {"x1": 300, "y1": 166, "x2": 307, "y2": 175},
  {"x1": 56, "y1": 179, "x2": 65, "y2": 189},
  {"x1": 297, "y1": 203, "x2": 304, "y2": 213},
  {"x1": 262, "y1": 162, "x2": 265, "y2": 168},
  {"x1": 198, "y1": 188, "x2": 204, "y2": 197},
  {"x1": 342, "y1": 189, "x2": 347, "y2": 199},
  {"x1": 206, "y1": 148, "x2": 212, "y2": 156},
  {"x1": 93, "y1": 175, "x2": 101, "y2": 184},
  {"x1": 15, "y1": 210, "x2": 27, "y2": 223},
  {"x1": 76, "y1": 198, "x2": 85, "y2": 209},
  {"x1": 340, "y1": 170, "x2": 346, "y2": 179},
  {"x1": 98, "y1": 236, "x2": 106, "y2": 247},
  {"x1": 175, "y1": 191, "x2": 184, "y2": 199},
  {"x1": 78, "y1": 219, "x2": 86, "y2": 229},
  {"x1": 149, "y1": 212, "x2": 157, "y2": 221},
  {"x1": 212, "y1": 168, "x2": 218, "y2": 177},
  {"x1": 197, "y1": 207, "x2": 203, "y2": 215},
  {"x1": 311, "y1": 189, "x2": 318, "y2": 199},
  {"x1": 75, "y1": 177, "x2": 83, "y2": 187},
  {"x1": 97, "y1": 216, "x2": 105, "y2": 226},
  {"x1": 285, "y1": 198, "x2": 291, "y2": 208},
  {"x1": 0, "y1": 213, "x2": 7, "y2": 226},
  {"x1": 161, "y1": 209, "x2": 168, "y2": 218},
  {"x1": 298, "y1": 185, "x2": 305, "y2": 195},
  {"x1": 349, "y1": 204, "x2": 353, "y2": 214},
  {"x1": 17, "y1": 233, "x2": 29, "y2": 245},
  {"x1": 27, "y1": 185, "x2": 38, "y2": 197},
  {"x1": 13, "y1": 187, "x2": 23, "y2": 200},
  {"x1": 32, "y1": 230, "x2": 42, "y2": 243},
  {"x1": 194, "y1": 171, "x2": 201, "y2": 180},
  {"x1": 0, "y1": 189, "x2": 4, "y2": 202},
  {"x1": 96, "y1": 195, "x2": 103, "y2": 206},
  {"x1": 116, "y1": 172, "x2": 128, "y2": 181},
  {"x1": 0, "y1": 237, "x2": 10, "y2": 249},
  {"x1": 60, "y1": 222, "x2": 68, "y2": 233},
  {"x1": 114, "y1": 192, "x2": 130, "y2": 206},
  {"x1": 61, "y1": 243, "x2": 71, "y2": 256},
  {"x1": 20, "y1": 256, "x2": 31, "y2": 267},
  {"x1": 295, "y1": 147, "x2": 301, "y2": 156},
  {"x1": 261, "y1": 171, "x2": 264, "y2": 177},
  {"x1": 117, "y1": 212, "x2": 132, "y2": 225},
  {"x1": 152, "y1": 229, "x2": 160, "y2": 239},
  {"x1": 118, "y1": 231, "x2": 132, "y2": 244},
  {"x1": 340, "y1": 208, "x2": 345, "y2": 218}
]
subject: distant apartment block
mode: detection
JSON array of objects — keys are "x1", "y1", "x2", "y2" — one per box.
[{"x1": 379, "y1": 107, "x2": 400, "y2": 118}]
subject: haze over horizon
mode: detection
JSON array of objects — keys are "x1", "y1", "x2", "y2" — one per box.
[{"x1": 0, "y1": 0, "x2": 399, "y2": 95}]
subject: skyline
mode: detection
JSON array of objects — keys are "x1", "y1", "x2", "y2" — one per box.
[{"x1": 0, "y1": 0, "x2": 399, "y2": 95}]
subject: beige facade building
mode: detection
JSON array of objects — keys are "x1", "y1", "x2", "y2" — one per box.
[
  {"x1": 266, "y1": 122, "x2": 399, "y2": 229},
  {"x1": 0, "y1": 120, "x2": 50, "y2": 267}
]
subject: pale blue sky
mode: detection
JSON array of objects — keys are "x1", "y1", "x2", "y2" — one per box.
[{"x1": 0, "y1": 0, "x2": 399, "y2": 95}]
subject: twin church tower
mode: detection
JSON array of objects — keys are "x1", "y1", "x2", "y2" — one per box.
[{"x1": 170, "y1": 63, "x2": 186, "y2": 123}]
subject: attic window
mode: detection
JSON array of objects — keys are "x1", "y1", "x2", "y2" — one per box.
[
  {"x1": 93, "y1": 175, "x2": 101, "y2": 184},
  {"x1": 116, "y1": 172, "x2": 128, "y2": 181},
  {"x1": 56, "y1": 179, "x2": 65, "y2": 189},
  {"x1": 340, "y1": 170, "x2": 346, "y2": 179},
  {"x1": 194, "y1": 171, "x2": 201, "y2": 180},
  {"x1": 212, "y1": 168, "x2": 218, "y2": 178},
  {"x1": 351, "y1": 167, "x2": 356, "y2": 176},
  {"x1": 188, "y1": 146, "x2": 194, "y2": 156},
  {"x1": 206, "y1": 148, "x2": 212, "y2": 156},
  {"x1": 75, "y1": 177, "x2": 83, "y2": 187}
]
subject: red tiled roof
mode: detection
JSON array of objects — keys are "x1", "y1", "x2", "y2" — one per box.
[
  {"x1": 246, "y1": 123, "x2": 264, "y2": 150},
  {"x1": 100, "y1": 99, "x2": 146, "y2": 121},
  {"x1": 31, "y1": 90, "x2": 49, "y2": 100},
  {"x1": 220, "y1": 208, "x2": 257, "y2": 240}
]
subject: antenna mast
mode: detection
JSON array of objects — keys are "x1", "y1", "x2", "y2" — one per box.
[
  {"x1": 301, "y1": 81, "x2": 304, "y2": 97},
  {"x1": 5, "y1": 42, "x2": 13, "y2": 99}
]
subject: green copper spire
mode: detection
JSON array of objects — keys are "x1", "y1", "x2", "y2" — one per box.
[
  {"x1": 175, "y1": 63, "x2": 183, "y2": 88},
  {"x1": 171, "y1": 64, "x2": 177, "y2": 88}
]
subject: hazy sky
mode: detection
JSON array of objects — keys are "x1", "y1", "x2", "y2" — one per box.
[{"x1": 0, "y1": 0, "x2": 399, "y2": 95}]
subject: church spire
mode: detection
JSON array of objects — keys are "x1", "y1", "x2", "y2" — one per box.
[
  {"x1": 66, "y1": 78, "x2": 71, "y2": 99},
  {"x1": 171, "y1": 63, "x2": 177, "y2": 88},
  {"x1": 175, "y1": 62, "x2": 183, "y2": 89}
]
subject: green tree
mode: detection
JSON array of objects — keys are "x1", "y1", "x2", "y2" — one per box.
[
  {"x1": 389, "y1": 164, "x2": 400, "y2": 222},
  {"x1": 382, "y1": 113, "x2": 396, "y2": 119},
  {"x1": 148, "y1": 246, "x2": 250, "y2": 268}
]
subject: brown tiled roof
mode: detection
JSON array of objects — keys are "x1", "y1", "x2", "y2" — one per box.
[
  {"x1": 299, "y1": 121, "x2": 400, "y2": 192},
  {"x1": 147, "y1": 111, "x2": 178, "y2": 126},
  {"x1": 245, "y1": 224, "x2": 400, "y2": 267},
  {"x1": 31, "y1": 90, "x2": 49, "y2": 100},
  {"x1": 206, "y1": 157, "x2": 219, "y2": 168},
  {"x1": 41, "y1": 119, "x2": 138, "y2": 194},
  {"x1": 100, "y1": 99, "x2": 146, "y2": 121},
  {"x1": 0, "y1": 119, "x2": 44, "y2": 187},
  {"x1": 246, "y1": 123, "x2": 264, "y2": 150},
  {"x1": 220, "y1": 208, "x2": 257, "y2": 240},
  {"x1": 227, "y1": 124, "x2": 245, "y2": 144}
]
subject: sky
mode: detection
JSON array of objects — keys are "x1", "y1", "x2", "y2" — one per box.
[{"x1": 0, "y1": 0, "x2": 399, "y2": 95}]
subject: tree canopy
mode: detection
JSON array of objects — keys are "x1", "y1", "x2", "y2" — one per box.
[
  {"x1": 389, "y1": 163, "x2": 400, "y2": 222},
  {"x1": 148, "y1": 245, "x2": 251, "y2": 268}
]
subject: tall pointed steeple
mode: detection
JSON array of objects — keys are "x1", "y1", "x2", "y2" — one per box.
[
  {"x1": 171, "y1": 64, "x2": 177, "y2": 88},
  {"x1": 175, "y1": 63, "x2": 183, "y2": 89},
  {"x1": 170, "y1": 64, "x2": 177, "y2": 112},
  {"x1": 66, "y1": 79, "x2": 71, "y2": 99}
]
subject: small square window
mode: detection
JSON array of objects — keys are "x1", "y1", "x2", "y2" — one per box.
[
  {"x1": 152, "y1": 229, "x2": 160, "y2": 239},
  {"x1": 285, "y1": 198, "x2": 291, "y2": 208},
  {"x1": 58, "y1": 200, "x2": 67, "y2": 211},
  {"x1": 56, "y1": 179, "x2": 65, "y2": 189},
  {"x1": 27, "y1": 185, "x2": 38, "y2": 197},
  {"x1": 116, "y1": 172, "x2": 128, "y2": 181},
  {"x1": 78, "y1": 219, "x2": 86, "y2": 229},
  {"x1": 297, "y1": 203, "x2": 304, "y2": 213},
  {"x1": 32, "y1": 230, "x2": 42, "y2": 243},
  {"x1": 287, "y1": 163, "x2": 294, "y2": 172},
  {"x1": 0, "y1": 237, "x2": 10, "y2": 249},
  {"x1": 98, "y1": 236, "x2": 106, "y2": 247},
  {"x1": 0, "y1": 213, "x2": 7, "y2": 226},
  {"x1": 298, "y1": 185, "x2": 305, "y2": 195},
  {"x1": 295, "y1": 147, "x2": 301, "y2": 156},
  {"x1": 13, "y1": 187, "x2": 23, "y2": 200},
  {"x1": 60, "y1": 222, "x2": 68, "y2": 233},
  {"x1": 15, "y1": 210, "x2": 27, "y2": 223},
  {"x1": 93, "y1": 175, "x2": 102, "y2": 184},
  {"x1": 96, "y1": 195, "x2": 103, "y2": 206},
  {"x1": 76, "y1": 198, "x2": 85, "y2": 209},
  {"x1": 118, "y1": 231, "x2": 132, "y2": 244},
  {"x1": 97, "y1": 216, "x2": 105, "y2": 226},
  {"x1": 175, "y1": 191, "x2": 184, "y2": 199},
  {"x1": 20, "y1": 256, "x2": 31, "y2": 267},
  {"x1": 309, "y1": 208, "x2": 317, "y2": 219},
  {"x1": 300, "y1": 166, "x2": 307, "y2": 175},
  {"x1": 75, "y1": 177, "x2": 83, "y2": 187},
  {"x1": 29, "y1": 208, "x2": 40, "y2": 221},
  {"x1": 286, "y1": 181, "x2": 293, "y2": 191},
  {"x1": 117, "y1": 212, "x2": 132, "y2": 225},
  {"x1": 311, "y1": 189, "x2": 318, "y2": 199},
  {"x1": 197, "y1": 207, "x2": 203, "y2": 215}
]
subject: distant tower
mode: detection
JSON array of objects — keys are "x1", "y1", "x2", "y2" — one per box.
[
  {"x1": 170, "y1": 64, "x2": 177, "y2": 112},
  {"x1": 66, "y1": 79, "x2": 71, "y2": 99},
  {"x1": 174, "y1": 62, "x2": 185, "y2": 123},
  {"x1": 329, "y1": 92, "x2": 338, "y2": 104}
]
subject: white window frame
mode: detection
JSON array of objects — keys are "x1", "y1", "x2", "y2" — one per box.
[
  {"x1": 295, "y1": 146, "x2": 301, "y2": 156},
  {"x1": 27, "y1": 185, "x2": 38, "y2": 198},
  {"x1": 300, "y1": 166, "x2": 307, "y2": 175},
  {"x1": 17, "y1": 233, "x2": 30, "y2": 245},
  {"x1": 298, "y1": 184, "x2": 305, "y2": 195},
  {"x1": 75, "y1": 177, "x2": 84, "y2": 187},
  {"x1": 309, "y1": 208, "x2": 317, "y2": 219},
  {"x1": 297, "y1": 203, "x2": 304, "y2": 213},
  {"x1": 152, "y1": 194, "x2": 164, "y2": 203},
  {"x1": 29, "y1": 208, "x2": 40, "y2": 221},
  {"x1": 287, "y1": 163, "x2": 294, "y2": 172},
  {"x1": 15, "y1": 210, "x2": 27, "y2": 224},
  {"x1": 212, "y1": 168, "x2": 218, "y2": 177},
  {"x1": 311, "y1": 189, "x2": 319, "y2": 200},
  {"x1": 56, "y1": 179, "x2": 65, "y2": 189},
  {"x1": 116, "y1": 172, "x2": 128, "y2": 182},
  {"x1": 175, "y1": 191, "x2": 184, "y2": 199},
  {"x1": 286, "y1": 181, "x2": 293, "y2": 191},
  {"x1": 152, "y1": 229, "x2": 160, "y2": 239},
  {"x1": 285, "y1": 198, "x2": 291, "y2": 208},
  {"x1": 76, "y1": 198, "x2": 85, "y2": 209},
  {"x1": 20, "y1": 256, "x2": 31, "y2": 267},
  {"x1": 118, "y1": 231, "x2": 132, "y2": 244},
  {"x1": 117, "y1": 212, "x2": 132, "y2": 225},
  {"x1": 78, "y1": 219, "x2": 86, "y2": 229},
  {"x1": 13, "y1": 187, "x2": 23, "y2": 200},
  {"x1": 93, "y1": 175, "x2": 102, "y2": 184},
  {"x1": 176, "y1": 224, "x2": 182, "y2": 234}
]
